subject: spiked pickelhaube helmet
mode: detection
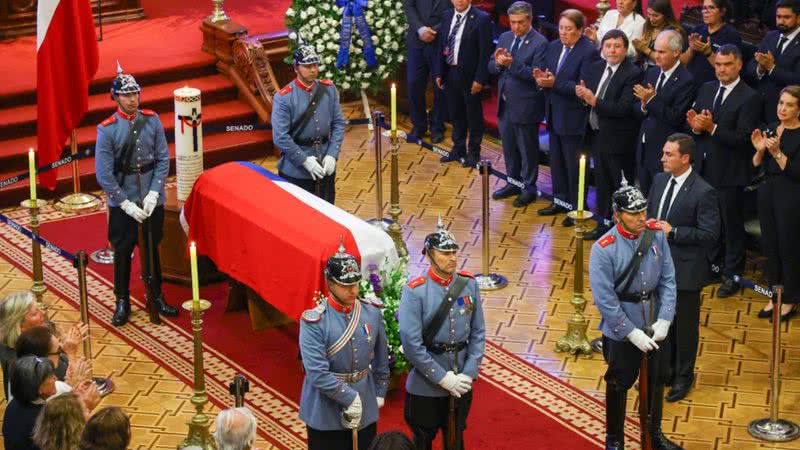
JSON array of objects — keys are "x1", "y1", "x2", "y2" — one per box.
[
  {"x1": 324, "y1": 240, "x2": 362, "y2": 286},
  {"x1": 110, "y1": 61, "x2": 141, "y2": 98},
  {"x1": 612, "y1": 174, "x2": 648, "y2": 214},
  {"x1": 422, "y1": 217, "x2": 459, "y2": 255},
  {"x1": 292, "y1": 34, "x2": 321, "y2": 66}
]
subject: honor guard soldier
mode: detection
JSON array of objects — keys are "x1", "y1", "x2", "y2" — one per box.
[
  {"x1": 588, "y1": 181, "x2": 682, "y2": 450},
  {"x1": 271, "y1": 41, "x2": 346, "y2": 204},
  {"x1": 95, "y1": 62, "x2": 179, "y2": 327},
  {"x1": 398, "y1": 219, "x2": 486, "y2": 450},
  {"x1": 299, "y1": 243, "x2": 390, "y2": 450}
]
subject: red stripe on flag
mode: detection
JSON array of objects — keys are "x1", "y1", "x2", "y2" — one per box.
[
  {"x1": 37, "y1": 0, "x2": 98, "y2": 190},
  {"x1": 184, "y1": 163, "x2": 361, "y2": 320}
]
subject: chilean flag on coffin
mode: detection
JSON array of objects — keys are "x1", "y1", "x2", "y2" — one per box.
[{"x1": 182, "y1": 162, "x2": 398, "y2": 321}]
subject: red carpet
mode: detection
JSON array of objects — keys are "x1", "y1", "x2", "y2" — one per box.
[{"x1": 0, "y1": 205, "x2": 643, "y2": 449}]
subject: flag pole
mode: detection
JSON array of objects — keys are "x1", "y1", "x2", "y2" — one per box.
[{"x1": 53, "y1": 130, "x2": 102, "y2": 213}]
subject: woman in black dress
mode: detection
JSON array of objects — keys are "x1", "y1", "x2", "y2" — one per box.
[{"x1": 751, "y1": 85, "x2": 800, "y2": 320}]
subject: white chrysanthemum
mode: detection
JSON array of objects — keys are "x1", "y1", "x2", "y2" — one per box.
[
  {"x1": 342, "y1": 81, "x2": 351, "y2": 89},
  {"x1": 390, "y1": 41, "x2": 399, "y2": 50},
  {"x1": 307, "y1": 6, "x2": 317, "y2": 14},
  {"x1": 286, "y1": 8, "x2": 295, "y2": 16},
  {"x1": 300, "y1": 10, "x2": 308, "y2": 19},
  {"x1": 371, "y1": 35, "x2": 379, "y2": 44},
  {"x1": 375, "y1": 48, "x2": 383, "y2": 56},
  {"x1": 321, "y1": 2, "x2": 330, "y2": 9},
  {"x1": 361, "y1": 81, "x2": 370, "y2": 89},
  {"x1": 288, "y1": 31, "x2": 297, "y2": 40},
  {"x1": 312, "y1": 26, "x2": 320, "y2": 34}
]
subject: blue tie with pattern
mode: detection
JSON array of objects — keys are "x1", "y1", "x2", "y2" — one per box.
[{"x1": 446, "y1": 14, "x2": 463, "y2": 65}]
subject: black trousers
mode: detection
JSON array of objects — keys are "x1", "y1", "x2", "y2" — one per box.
[
  {"x1": 588, "y1": 131, "x2": 635, "y2": 220},
  {"x1": 758, "y1": 176, "x2": 800, "y2": 303},
  {"x1": 279, "y1": 171, "x2": 336, "y2": 204},
  {"x1": 602, "y1": 334, "x2": 671, "y2": 390},
  {"x1": 407, "y1": 41, "x2": 446, "y2": 134},
  {"x1": 404, "y1": 392, "x2": 473, "y2": 450},
  {"x1": 548, "y1": 131, "x2": 584, "y2": 208},
  {"x1": 307, "y1": 423, "x2": 377, "y2": 450},
  {"x1": 109, "y1": 205, "x2": 164, "y2": 300},
  {"x1": 712, "y1": 186, "x2": 746, "y2": 277},
  {"x1": 498, "y1": 117, "x2": 540, "y2": 194},
  {"x1": 670, "y1": 290, "x2": 700, "y2": 385},
  {"x1": 445, "y1": 70, "x2": 484, "y2": 158}
]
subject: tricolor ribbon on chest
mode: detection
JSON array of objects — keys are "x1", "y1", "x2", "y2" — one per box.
[
  {"x1": 177, "y1": 107, "x2": 202, "y2": 152},
  {"x1": 335, "y1": 0, "x2": 378, "y2": 69},
  {"x1": 327, "y1": 300, "x2": 363, "y2": 358}
]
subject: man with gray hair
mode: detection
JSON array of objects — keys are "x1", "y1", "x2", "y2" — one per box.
[
  {"x1": 633, "y1": 29, "x2": 696, "y2": 195},
  {"x1": 214, "y1": 407, "x2": 257, "y2": 450}
]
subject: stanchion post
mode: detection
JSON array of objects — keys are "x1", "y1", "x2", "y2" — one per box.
[
  {"x1": 178, "y1": 298, "x2": 215, "y2": 450},
  {"x1": 54, "y1": 130, "x2": 102, "y2": 213},
  {"x1": 386, "y1": 128, "x2": 408, "y2": 258},
  {"x1": 475, "y1": 160, "x2": 508, "y2": 290},
  {"x1": 367, "y1": 111, "x2": 391, "y2": 231},
  {"x1": 555, "y1": 208, "x2": 593, "y2": 357},
  {"x1": 91, "y1": 206, "x2": 115, "y2": 264},
  {"x1": 75, "y1": 250, "x2": 114, "y2": 397},
  {"x1": 748, "y1": 286, "x2": 800, "y2": 441}
]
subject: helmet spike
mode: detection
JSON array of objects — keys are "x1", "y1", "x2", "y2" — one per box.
[{"x1": 116, "y1": 60, "x2": 123, "y2": 75}]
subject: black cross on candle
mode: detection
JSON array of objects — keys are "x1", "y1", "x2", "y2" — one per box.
[{"x1": 177, "y1": 107, "x2": 202, "y2": 152}]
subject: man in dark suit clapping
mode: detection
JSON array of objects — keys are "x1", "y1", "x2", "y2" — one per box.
[
  {"x1": 435, "y1": 0, "x2": 493, "y2": 168},
  {"x1": 744, "y1": 0, "x2": 800, "y2": 124},
  {"x1": 576, "y1": 29, "x2": 643, "y2": 240},
  {"x1": 687, "y1": 44, "x2": 762, "y2": 298},
  {"x1": 534, "y1": 9, "x2": 600, "y2": 226},
  {"x1": 647, "y1": 133, "x2": 720, "y2": 403},
  {"x1": 634, "y1": 30, "x2": 696, "y2": 196},
  {"x1": 488, "y1": 1, "x2": 548, "y2": 207},
  {"x1": 405, "y1": 0, "x2": 452, "y2": 143}
]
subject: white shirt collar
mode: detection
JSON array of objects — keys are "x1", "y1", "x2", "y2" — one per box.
[
  {"x1": 454, "y1": 5, "x2": 471, "y2": 19},
  {"x1": 660, "y1": 61, "x2": 680, "y2": 80},
  {"x1": 720, "y1": 76, "x2": 740, "y2": 91},
  {"x1": 672, "y1": 165, "x2": 692, "y2": 186},
  {"x1": 782, "y1": 26, "x2": 800, "y2": 43}
]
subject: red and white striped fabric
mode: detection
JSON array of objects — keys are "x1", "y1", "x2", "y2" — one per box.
[
  {"x1": 37, "y1": 0, "x2": 98, "y2": 189},
  {"x1": 183, "y1": 162, "x2": 398, "y2": 320}
]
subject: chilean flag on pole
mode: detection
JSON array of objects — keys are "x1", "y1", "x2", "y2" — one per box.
[{"x1": 37, "y1": 0, "x2": 99, "y2": 190}]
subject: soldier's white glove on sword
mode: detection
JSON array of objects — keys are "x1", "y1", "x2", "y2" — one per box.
[
  {"x1": 438, "y1": 371, "x2": 463, "y2": 397},
  {"x1": 120, "y1": 200, "x2": 147, "y2": 223},
  {"x1": 322, "y1": 155, "x2": 337, "y2": 176},
  {"x1": 302, "y1": 156, "x2": 325, "y2": 181},
  {"x1": 651, "y1": 319, "x2": 671, "y2": 342},
  {"x1": 142, "y1": 191, "x2": 159, "y2": 216},
  {"x1": 627, "y1": 328, "x2": 659, "y2": 352},
  {"x1": 342, "y1": 394, "x2": 362, "y2": 429},
  {"x1": 456, "y1": 374, "x2": 473, "y2": 393}
]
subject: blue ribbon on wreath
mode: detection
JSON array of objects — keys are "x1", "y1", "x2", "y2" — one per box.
[{"x1": 335, "y1": 0, "x2": 378, "y2": 69}]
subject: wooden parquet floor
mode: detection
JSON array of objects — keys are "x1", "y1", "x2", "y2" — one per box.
[{"x1": 0, "y1": 101, "x2": 798, "y2": 449}]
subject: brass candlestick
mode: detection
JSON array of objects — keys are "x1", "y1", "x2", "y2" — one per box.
[
  {"x1": 178, "y1": 299, "x2": 216, "y2": 450},
  {"x1": 555, "y1": 210, "x2": 593, "y2": 357},
  {"x1": 387, "y1": 129, "x2": 408, "y2": 258},
  {"x1": 596, "y1": 0, "x2": 611, "y2": 20},
  {"x1": 21, "y1": 198, "x2": 48, "y2": 315},
  {"x1": 209, "y1": 0, "x2": 230, "y2": 23}
]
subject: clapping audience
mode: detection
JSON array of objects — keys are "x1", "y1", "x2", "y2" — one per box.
[
  {"x1": 33, "y1": 392, "x2": 88, "y2": 450},
  {"x1": 79, "y1": 407, "x2": 132, "y2": 450}
]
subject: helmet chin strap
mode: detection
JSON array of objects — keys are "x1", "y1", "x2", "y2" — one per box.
[
  {"x1": 326, "y1": 279, "x2": 355, "y2": 307},
  {"x1": 427, "y1": 252, "x2": 455, "y2": 279}
]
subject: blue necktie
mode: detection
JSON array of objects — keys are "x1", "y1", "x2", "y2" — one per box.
[
  {"x1": 510, "y1": 36, "x2": 520, "y2": 56},
  {"x1": 446, "y1": 14, "x2": 463, "y2": 65},
  {"x1": 712, "y1": 85, "x2": 726, "y2": 114},
  {"x1": 556, "y1": 46, "x2": 571, "y2": 74}
]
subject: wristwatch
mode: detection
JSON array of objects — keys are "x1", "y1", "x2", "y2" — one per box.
[{"x1": 776, "y1": 152, "x2": 785, "y2": 161}]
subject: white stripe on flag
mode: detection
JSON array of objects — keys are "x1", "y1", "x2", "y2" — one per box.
[
  {"x1": 37, "y1": 0, "x2": 61, "y2": 51},
  {"x1": 272, "y1": 178, "x2": 399, "y2": 272}
]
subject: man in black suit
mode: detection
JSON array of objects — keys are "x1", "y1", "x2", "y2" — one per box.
[
  {"x1": 435, "y1": 0, "x2": 493, "y2": 168},
  {"x1": 744, "y1": 0, "x2": 800, "y2": 124},
  {"x1": 647, "y1": 133, "x2": 720, "y2": 403},
  {"x1": 405, "y1": 0, "x2": 452, "y2": 143},
  {"x1": 534, "y1": 9, "x2": 600, "y2": 226},
  {"x1": 576, "y1": 29, "x2": 643, "y2": 240},
  {"x1": 633, "y1": 30, "x2": 696, "y2": 196},
  {"x1": 687, "y1": 44, "x2": 762, "y2": 298}
]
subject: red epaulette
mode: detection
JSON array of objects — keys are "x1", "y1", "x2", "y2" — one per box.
[
  {"x1": 646, "y1": 219, "x2": 662, "y2": 231},
  {"x1": 140, "y1": 109, "x2": 156, "y2": 116},
  {"x1": 318, "y1": 79, "x2": 334, "y2": 86},
  {"x1": 100, "y1": 115, "x2": 117, "y2": 127},
  {"x1": 598, "y1": 235, "x2": 615, "y2": 248},
  {"x1": 279, "y1": 85, "x2": 293, "y2": 96},
  {"x1": 407, "y1": 276, "x2": 426, "y2": 288},
  {"x1": 457, "y1": 270, "x2": 475, "y2": 279}
]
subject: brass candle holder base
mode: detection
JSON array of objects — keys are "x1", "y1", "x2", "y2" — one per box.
[
  {"x1": 53, "y1": 192, "x2": 103, "y2": 214},
  {"x1": 555, "y1": 210, "x2": 593, "y2": 358}
]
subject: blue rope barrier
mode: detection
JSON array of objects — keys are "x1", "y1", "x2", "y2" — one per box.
[
  {"x1": 0, "y1": 212, "x2": 77, "y2": 263},
  {"x1": 0, "y1": 148, "x2": 95, "y2": 190}
]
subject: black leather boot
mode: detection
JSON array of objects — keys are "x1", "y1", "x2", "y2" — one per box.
[
  {"x1": 605, "y1": 383, "x2": 627, "y2": 450},
  {"x1": 650, "y1": 384, "x2": 684, "y2": 450},
  {"x1": 153, "y1": 294, "x2": 179, "y2": 317},
  {"x1": 112, "y1": 298, "x2": 131, "y2": 327}
]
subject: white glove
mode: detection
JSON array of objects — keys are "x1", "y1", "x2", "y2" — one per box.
[
  {"x1": 302, "y1": 156, "x2": 325, "y2": 181},
  {"x1": 322, "y1": 155, "x2": 337, "y2": 176},
  {"x1": 456, "y1": 373, "x2": 473, "y2": 394},
  {"x1": 142, "y1": 190, "x2": 159, "y2": 216},
  {"x1": 120, "y1": 200, "x2": 147, "y2": 223},
  {"x1": 342, "y1": 394, "x2": 362, "y2": 429},
  {"x1": 438, "y1": 371, "x2": 462, "y2": 398},
  {"x1": 651, "y1": 319, "x2": 671, "y2": 342},
  {"x1": 376, "y1": 397, "x2": 385, "y2": 409},
  {"x1": 627, "y1": 328, "x2": 659, "y2": 352}
]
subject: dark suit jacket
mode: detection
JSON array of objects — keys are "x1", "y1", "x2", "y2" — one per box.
[
  {"x1": 404, "y1": 0, "x2": 452, "y2": 48},
  {"x1": 635, "y1": 64, "x2": 696, "y2": 166},
  {"x1": 580, "y1": 59, "x2": 643, "y2": 154},
  {"x1": 647, "y1": 170, "x2": 720, "y2": 291},
  {"x1": 435, "y1": 7, "x2": 493, "y2": 90},
  {"x1": 540, "y1": 36, "x2": 600, "y2": 136},
  {"x1": 487, "y1": 27, "x2": 548, "y2": 124},
  {"x1": 689, "y1": 79, "x2": 762, "y2": 187},
  {"x1": 744, "y1": 30, "x2": 800, "y2": 124}
]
